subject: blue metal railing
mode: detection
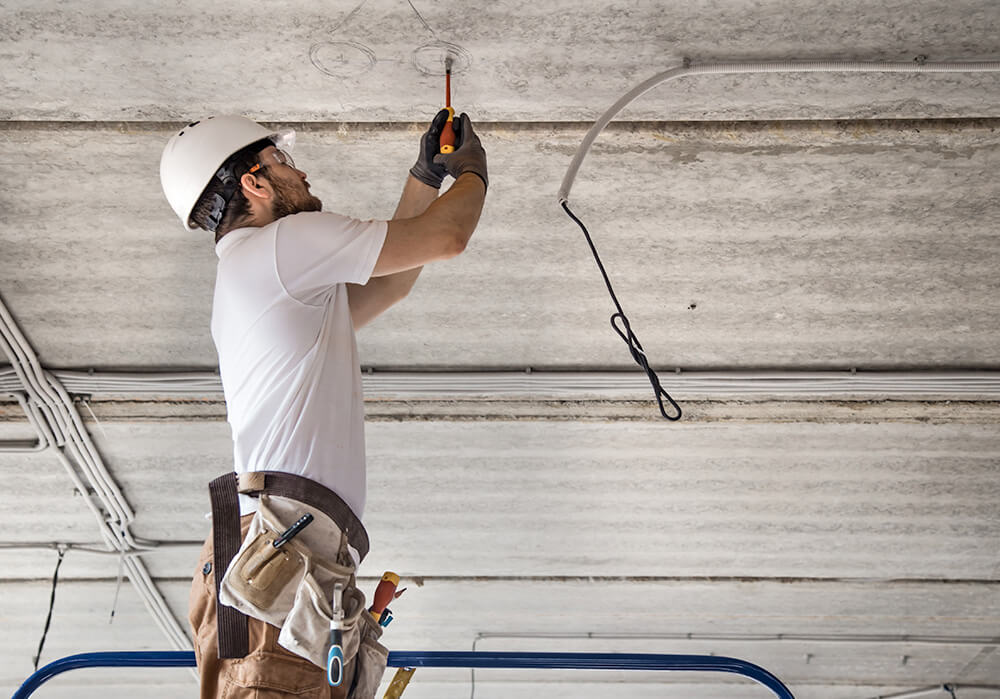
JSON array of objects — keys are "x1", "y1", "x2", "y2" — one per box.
[{"x1": 14, "y1": 650, "x2": 795, "y2": 698}]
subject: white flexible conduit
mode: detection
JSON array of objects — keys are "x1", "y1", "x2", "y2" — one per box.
[
  {"x1": 3, "y1": 367, "x2": 1000, "y2": 398},
  {"x1": 0, "y1": 393, "x2": 48, "y2": 452},
  {"x1": 0, "y1": 295, "x2": 190, "y2": 650},
  {"x1": 558, "y1": 59, "x2": 1000, "y2": 204}
]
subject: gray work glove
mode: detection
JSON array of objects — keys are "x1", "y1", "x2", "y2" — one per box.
[
  {"x1": 409, "y1": 109, "x2": 450, "y2": 189},
  {"x1": 433, "y1": 113, "x2": 488, "y2": 190}
]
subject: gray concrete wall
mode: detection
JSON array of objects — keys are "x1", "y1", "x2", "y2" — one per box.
[
  {"x1": 2, "y1": 1, "x2": 998, "y2": 696},
  {"x1": 3, "y1": 1, "x2": 999, "y2": 121},
  {"x1": 2, "y1": 120, "x2": 998, "y2": 369}
]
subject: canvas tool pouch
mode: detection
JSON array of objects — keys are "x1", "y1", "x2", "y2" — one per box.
[
  {"x1": 343, "y1": 609, "x2": 391, "y2": 699},
  {"x1": 210, "y1": 471, "x2": 388, "y2": 694}
]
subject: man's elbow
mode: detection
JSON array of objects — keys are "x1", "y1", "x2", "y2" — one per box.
[
  {"x1": 448, "y1": 232, "x2": 468, "y2": 258},
  {"x1": 395, "y1": 281, "x2": 415, "y2": 303},
  {"x1": 442, "y1": 226, "x2": 470, "y2": 260}
]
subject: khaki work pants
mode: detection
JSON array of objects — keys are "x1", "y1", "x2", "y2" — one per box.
[{"x1": 189, "y1": 515, "x2": 349, "y2": 699}]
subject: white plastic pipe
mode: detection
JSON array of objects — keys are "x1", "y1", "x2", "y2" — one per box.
[
  {"x1": 4, "y1": 368, "x2": 997, "y2": 399},
  {"x1": 558, "y1": 59, "x2": 1000, "y2": 204},
  {"x1": 868, "y1": 685, "x2": 999, "y2": 699},
  {"x1": 0, "y1": 295, "x2": 190, "y2": 650},
  {"x1": 0, "y1": 393, "x2": 48, "y2": 453}
]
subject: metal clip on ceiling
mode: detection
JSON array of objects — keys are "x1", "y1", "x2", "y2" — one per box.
[{"x1": 558, "y1": 57, "x2": 1000, "y2": 422}]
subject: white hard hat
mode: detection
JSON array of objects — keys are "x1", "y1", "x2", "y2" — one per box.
[{"x1": 159, "y1": 115, "x2": 295, "y2": 230}]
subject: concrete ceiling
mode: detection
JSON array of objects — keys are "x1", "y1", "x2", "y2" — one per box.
[{"x1": 1, "y1": 1, "x2": 999, "y2": 698}]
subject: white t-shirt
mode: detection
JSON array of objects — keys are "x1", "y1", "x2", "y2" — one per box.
[{"x1": 211, "y1": 211, "x2": 388, "y2": 522}]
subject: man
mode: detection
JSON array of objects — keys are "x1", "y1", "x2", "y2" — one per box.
[{"x1": 159, "y1": 110, "x2": 487, "y2": 697}]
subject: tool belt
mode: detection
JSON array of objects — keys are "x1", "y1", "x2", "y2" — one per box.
[{"x1": 208, "y1": 471, "x2": 389, "y2": 697}]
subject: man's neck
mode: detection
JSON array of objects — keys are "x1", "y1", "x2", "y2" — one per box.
[{"x1": 214, "y1": 211, "x2": 274, "y2": 244}]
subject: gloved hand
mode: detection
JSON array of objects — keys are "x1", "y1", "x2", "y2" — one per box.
[
  {"x1": 433, "y1": 113, "x2": 488, "y2": 190},
  {"x1": 409, "y1": 109, "x2": 451, "y2": 189}
]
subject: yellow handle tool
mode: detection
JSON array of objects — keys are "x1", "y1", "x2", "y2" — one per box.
[
  {"x1": 382, "y1": 667, "x2": 416, "y2": 699},
  {"x1": 439, "y1": 59, "x2": 455, "y2": 154}
]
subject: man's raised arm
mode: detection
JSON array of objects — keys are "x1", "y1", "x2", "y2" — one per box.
[
  {"x1": 373, "y1": 113, "x2": 487, "y2": 276},
  {"x1": 348, "y1": 112, "x2": 487, "y2": 329}
]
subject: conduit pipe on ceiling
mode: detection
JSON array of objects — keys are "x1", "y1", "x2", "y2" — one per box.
[
  {"x1": 0, "y1": 295, "x2": 189, "y2": 650},
  {"x1": 0, "y1": 347, "x2": 114, "y2": 542},
  {"x1": 3, "y1": 368, "x2": 999, "y2": 399},
  {"x1": 473, "y1": 631, "x2": 1000, "y2": 648},
  {"x1": 558, "y1": 58, "x2": 1000, "y2": 204},
  {"x1": 0, "y1": 393, "x2": 49, "y2": 453},
  {"x1": 0, "y1": 300, "x2": 146, "y2": 549},
  {"x1": 868, "y1": 685, "x2": 1000, "y2": 699},
  {"x1": 470, "y1": 634, "x2": 1000, "y2": 699},
  {"x1": 0, "y1": 541, "x2": 200, "y2": 555}
]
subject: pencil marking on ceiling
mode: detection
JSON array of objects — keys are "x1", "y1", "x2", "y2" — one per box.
[{"x1": 309, "y1": 0, "x2": 471, "y2": 79}]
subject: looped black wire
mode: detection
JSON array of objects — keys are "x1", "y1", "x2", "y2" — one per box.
[{"x1": 562, "y1": 201, "x2": 682, "y2": 421}]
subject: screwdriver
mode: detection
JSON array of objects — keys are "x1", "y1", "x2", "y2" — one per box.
[
  {"x1": 327, "y1": 582, "x2": 345, "y2": 687},
  {"x1": 369, "y1": 571, "x2": 405, "y2": 625},
  {"x1": 439, "y1": 56, "x2": 455, "y2": 154}
]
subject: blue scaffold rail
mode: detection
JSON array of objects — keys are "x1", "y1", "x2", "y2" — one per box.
[{"x1": 14, "y1": 650, "x2": 795, "y2": 698}]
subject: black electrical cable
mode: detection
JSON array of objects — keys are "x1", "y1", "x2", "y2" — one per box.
[
  {"x1": 32, "y1": 547, "x2": 66, "y2": 671},
  {"x1": 561, "y1": 201, "x2": 682, "y2": 421}
]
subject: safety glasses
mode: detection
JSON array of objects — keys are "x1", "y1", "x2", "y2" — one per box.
[{"x1": 248, "y1": 148, "x2": 296, "y2": 176}]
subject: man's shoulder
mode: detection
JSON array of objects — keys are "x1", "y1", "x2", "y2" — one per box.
[
  {"x1": 277, "y1": 210, "x2": 350, "y2": 230},
  {"x1": 275, "y1": 211, "x2": 387, "y2": 250}
]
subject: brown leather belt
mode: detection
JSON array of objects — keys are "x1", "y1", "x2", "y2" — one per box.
[{"x1": 208, "y1": 470, "x2": 370, "y2": 658}]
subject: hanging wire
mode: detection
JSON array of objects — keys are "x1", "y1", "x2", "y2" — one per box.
[
  {"x1": 561, "y1": 201, "x2": 682, "y2": 420},
  {"x1": 109, "y1": 545, "x2": 126, "y2": 623},
  {"x1": 943, "y1": 684, "x2": 958, "y2": 699},
  {"x1": 32, "y1": 546, "x2": 66, "y2": 671},
  {"x1": 80, "y1": 398, "x2": 108, "y2": 439}
]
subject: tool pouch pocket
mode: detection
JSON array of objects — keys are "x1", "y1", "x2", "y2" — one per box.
[
  {"x1": 227, "y1": 529, "x2": 304, "y2": 612},
  {"x1": 345, "y1": 610, "x2": 390, "y2": 699},
  {"x1": 278, "y1": 566, "x2": 365, "y2": 668},
  {"x1": 220, "y1": 494, "x2": 365, "y2": 669},
  {"x1": 219, "y1": 497, "x2": 309, "y2": 626}
]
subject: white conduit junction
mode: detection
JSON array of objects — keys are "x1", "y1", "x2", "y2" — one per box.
[
  {"x1": 558, "y1": 58, "x2": 1000, "y2": 204},
  {"x1": 0, "y1": 295, "x2": 190, "y2": 650}
]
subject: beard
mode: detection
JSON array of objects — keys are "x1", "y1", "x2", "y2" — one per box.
[{"x1": 270, "y1": 175, "x2": 323, "y2": 220}]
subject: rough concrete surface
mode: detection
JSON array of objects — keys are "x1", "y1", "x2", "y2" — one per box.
[
  {"x1": 2, "y1": 1, "x2": 999, "y2": 696},
  {"x1": 2, "y1": 420, "x2": 997, "y2": 580},
  {"x1": 2, "y1": 120, "x2": 998, "y2": 369},
  {"x1": 2, "y1": 577, "x2": 997, "y2": 698},
  {"x1": 2, "y1": 0, "x2": 999, "y2": 122}
]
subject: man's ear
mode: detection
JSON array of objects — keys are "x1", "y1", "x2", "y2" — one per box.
[{"x1": 240, "y1": 173, "x2": 272, "y2": 202}]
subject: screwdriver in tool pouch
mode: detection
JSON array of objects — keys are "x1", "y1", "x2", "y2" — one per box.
[
  {"x1": 328, "y1": 582, "x2": 345, "y2": 687},
  {"x1": 439, "y1": 56, "x2": 455, "y2": 154},
  {"x1": 369, "y1": 571, "x2": 406, "y2": 626},
  {"x1": 273, "y1": 513, "x2": 313, "y2": 548}
]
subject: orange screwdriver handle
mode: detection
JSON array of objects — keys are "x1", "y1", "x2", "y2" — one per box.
[
  {"x1": 369, "y1": 571, "x2": 401, "y2": 620},
  {"x1": 439, "y1": 107, "x2": 455, "y2": 154}
]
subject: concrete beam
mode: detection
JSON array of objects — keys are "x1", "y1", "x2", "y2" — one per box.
[
  {"x1": 2, "y1": 1, "x2": 999, "y2": 121},
  {"x1": 4, "y1": 396, "x2": 1000, "y2": 423},
  {"x1": 2, "y1": 578, "x2": 996, "y2": 696},
  {"x1": 2, "y1": 421, "x2": 997, "y2": 580},
  {"x1": 2, "y1": 119, "x2": 998, "y2": 369}
]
